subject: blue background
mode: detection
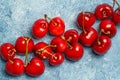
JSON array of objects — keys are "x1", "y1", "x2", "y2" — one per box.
[{"x1": 0, "y1": 0, "x2": 120, "y2": 80}]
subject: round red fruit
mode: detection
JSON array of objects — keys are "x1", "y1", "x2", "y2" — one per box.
[
  {"x1": 65, "y1": 43, "x2": 84, "y2": 61},
  {"x1": 112, "y1": 8, "x2": 120, "y2": 24},
  {"x1": 95, "y1": 3, "x2": 113, "y2": 20},
  {"x1": 5, "y1": 58, "x2": 24, "y2": 76},
  {"x1": 64, "y1": 29, "x2": 79, "y2": 44},
  {"x1": 50, "y1": 37, "x2": 67, "y2": 52},
  {"x1": 77, "y1": 12, "x2": 96, "y2": 29},
  {"x1": 34, "y1": 42, "x2": 52, "y2": 59},
  {"x1": 99, "y1": 19, "x2": 117, "y2": 38},
  {"x1": 93, "y1": 36, "x2": 111, "y2": 55},
  {"x1": 0, "y1": 43, "x2": 16, "y2": 61},
  {"x1": 49, "y1": 53, "x2": 64, "y2": 66},
  {"x1": 79, "y1": 28, "x2": 98, "y2": 47},
  {"x1": 25, "y1": 57, "x2": 45, "y2": 77},
  {"x1": 32, "y1": 19, "x2": 48, "y2": 38},
  {"x1": 15, "y1": 36, "x2": 34, "y2": 55},
  {"x1": 49, "y1": 17, "x2": 65, "y2": 36}
]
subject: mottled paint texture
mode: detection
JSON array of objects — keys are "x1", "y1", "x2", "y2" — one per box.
[{"x1": 0, "y1": 0, "x2": 120, "y2": 80}]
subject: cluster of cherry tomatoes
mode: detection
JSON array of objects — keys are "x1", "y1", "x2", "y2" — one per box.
[{"x1": 0, "y1": 0, "x2": 120, "y2": 77}]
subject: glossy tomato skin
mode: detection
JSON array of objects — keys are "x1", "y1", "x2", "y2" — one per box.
[
  {"x1": 34, "y1": 42, "x2": 52, "y2": 60},
  {"x1": 65, "y1": 43, "x2": 84, "y2": 61},
  {"x1": 95, "y1": 3, "x2": 113, "y2": 20},
  {"x1": 15, "y1": 36, "x2": 34, "y2": 55},
  {"x1": 112, "y1": 8, "x2": 120, "y2": 24},
  {"x1": 0, "y1": 43, "x2": 16, "y2": 61},
  {"x1": 79, "y1": 28, "x2": 98, "y2": 47},
  {"x1": 32, "y1": 19, "x2": 48, "y2": 38},
  {"x1": 5, "y1": 58, "x2": 24, "y2": 76},
  {"x1": 49, "y1": 53, "x2": 64, "y2": 66},
  {"x1": 25, "y1": 57, "x2": 45, "y2": 77},
  {"x1": 77, "y1": 12, "x2": 96, "y2": 29},
  {"x1": 49, "y1": 17, "x2": 65, "y2": 36},
  {"x1": 93, "y1": 36, "x2": 111, "y2": 55}
]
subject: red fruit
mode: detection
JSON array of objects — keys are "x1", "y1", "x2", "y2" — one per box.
[
  {"x1": 25, "y1": 57, "x2": 45, "y2": 77},
  {"x1": 93, "y1": 36, "x2": 111, "y2": 55},
  {"x1": 77, "y1": 12, "x2": 96, "y2": 29},
  {"x1": 99, "y1": 19, "x2": 117, "y2": 38},
  {"x1": 48, "y1": 17, "x2": 65, "y2": 36},
  {"x1": 95, "y1": 3, "x2": 113, "y2": 20},
  {"x1": 5, "y1": 58, "x2": 24, "y2": 76},
  {"x1": 49, "y1": 53, "x2": 64, "y2": 66},
  {"x1": 50, "y1": 37, "x2": 67, "y2": 52},
  {"x1": 79, "y1": 28, "x2": 98, "y2": 47},
  {"x1": 0, "y1": 43, "x2": 16, "y2": 61},
  {"x1": 15, "y1": 36, "x2": 34, "y2": 55},
  {"x1": 32, "y1": 19, "x2": 48, "y2": 38},
  {"x1": 64, "y1": 29, "x2": 79, "y2": 44},
  {"x1": 65, "y1": 43, "x2": 84, "y2": 61},
  {"x1": 34, "y1": 42, "x2": 52, "y2": 59},
  {"x1": 112, "y1": 8, "x2": 120, "y2": 24}
]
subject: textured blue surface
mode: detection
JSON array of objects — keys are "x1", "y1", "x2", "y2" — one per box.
[{"x1": 0, "y1": 0, "x2": 120, "y2": 80}]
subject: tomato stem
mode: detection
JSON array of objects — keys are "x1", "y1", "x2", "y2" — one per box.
[
  {"x1": 97, "y1": 30, "x2": 104, "y2": 45},
  {"x1": 97, "y1": 38, "x2": 101, "y2": 45},
  {"x1": 113, "y1": 0, "x2": 116, "y2": 8},
  {"x1": 66, "y1": 36, "x2": 72, "y2": 42},
  {"x1": 8, "y1": 49, "x2": 16, "y2": 58},
  {"x1": 36, "y1": 44, "x2": 56, "y2": 54},
  {"x1": 36, "y1": 44, "x2": 57, "y2": 59},
  {"x1": 101, "y1": 29, "x2": 110, "y2": 35},
  {"x1": 113, "y1": 0, "x2": 120, "y2": 7},
  {"x1": 44, "y1": 14, "x2": 57, "y2": 26},
  {"x1": 61, "y1": 36, "x2": 73, "y2": 49},
  {"x1": 8, "y1": 59, "x2": 14, "y2": 64},
  {"x1": 44, "y1": 50, "x2": 57, "y2": 59},
  {"x1": 44, "y1": 14, "x2": 51, "y2": 21},
  {"x1": 82, "y1": 11, "x2": 87, "y2": 34},
  {"x1": 25, "y1": 38, "x2": 30, "y2": 65}
]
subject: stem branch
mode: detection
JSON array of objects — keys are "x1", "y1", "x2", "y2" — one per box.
[
  {"x1": 82, "y1": 11, "x2": 87, "y2": 34},
  {"x1": 113, "y1": 0, "x2": 120, "y2": 7},
  {"x1": 44, "y1": 14, "x2": 57, "y2": 25},
  {"x1": 25, "y1": 38, "x2": 30, "y2": 65}
]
